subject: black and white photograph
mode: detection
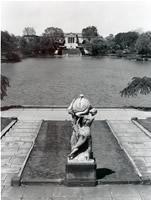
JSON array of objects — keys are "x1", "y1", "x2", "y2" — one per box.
[{"x1": 1, "y1": 0, "x2": 151, "y2": 199}]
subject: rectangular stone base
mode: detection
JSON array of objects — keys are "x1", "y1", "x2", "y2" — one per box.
[{"x1": 65, "y1": 158, "x2": 97, "y2": 186}]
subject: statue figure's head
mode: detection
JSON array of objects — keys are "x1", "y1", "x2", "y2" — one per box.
[{"x1": 72, "y1": 94, "x2": 91, "y2": 114}]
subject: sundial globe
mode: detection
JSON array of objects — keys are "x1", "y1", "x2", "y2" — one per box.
[{"x1": 72, "y1": 94, "x2": 91, "y2": 113}]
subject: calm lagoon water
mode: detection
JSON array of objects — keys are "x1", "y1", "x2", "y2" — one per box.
[{"x1": 2, "y1": 56, "x2": 151, "y2": 107}]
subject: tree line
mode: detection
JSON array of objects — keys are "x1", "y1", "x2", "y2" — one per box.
[
  {"x1": 82, "y1": 26, "x2": 151, "y2": 57},
  {"x1": 1, "y1": 26, "x2": 151, "y2": 61}
]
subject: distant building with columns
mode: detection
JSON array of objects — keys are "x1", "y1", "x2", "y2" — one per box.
[{"x1": 64, "y1": 33, "x2": 83, "y2": 49}]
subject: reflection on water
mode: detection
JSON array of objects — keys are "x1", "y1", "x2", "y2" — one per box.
[{"x1": 1, "y1": 56, "x2": 151, "y2": 107}]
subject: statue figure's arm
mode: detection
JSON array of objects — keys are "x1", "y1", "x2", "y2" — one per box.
[
  {"x1": 75, "y1": 106, "x2": 90, "y2": 117},
  {"x1": 69, "y1": 135, "x2": 87, "y2": 158},
  {"x1": 83, "y1": 115, "x2": 95, "y2": 127},
  {"x1": 67, "y1": 98, "x2": 75, "y2": 114},
  {"x1": 69, "y1": 147, "x2": 79, "y2": 158},
  {"x1": 87, "y1": 116, "x2": 95, "y2": 126}
]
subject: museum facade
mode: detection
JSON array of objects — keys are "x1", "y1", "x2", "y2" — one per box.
[{"x1": 64, "y1": 33, "x2": 83, "y2": 49}]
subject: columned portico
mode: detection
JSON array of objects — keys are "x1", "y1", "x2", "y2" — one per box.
[{"x1": 65, "y1": 33, "x2": 83, "y2": 49}]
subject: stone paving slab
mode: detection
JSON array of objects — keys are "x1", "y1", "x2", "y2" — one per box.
[
  {"x1": 108, "y1": 120, "x2": 151, "y2": 181},
  {"x1": 1, "y1": 120, "x2": 42, "y2": 190},
  {"x1": 1, "y1": 185, "x2": 151, "y2": 200}
]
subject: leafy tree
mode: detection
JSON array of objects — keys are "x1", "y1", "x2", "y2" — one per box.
[
  {"x1": 20, "y1": 37, "x2": 32, "y2": 55},
  {"x1": 115, "y1": 31, "x2": 139, "y2": 51},
  {"x1": 1, "y1": 31, "x2": 21, "y2": 61},
  {"x1": 1, "y1": 31, "x2": 18, "y2": 52},
  {"x1": 91, "y1": 37, "x2": 107, "y2": 56},
  {"x1": 105, "y1": 34, "x2": 115, "y2": 52},
  {"x1": 21, "y1": 27, "x2": 37, "y2": 55},
  {"x1": 125, "y1": 32, "x2": 139, "y2": 50},
  {"x1": 82, "y1": 26, "x2": 98, "y2": 41},
  {"x1": 20, "y1": 35, "x2": 40, "y2": 56},
  {"x1": 120, "y1": 77, "x2": 151, "y2": 97},
  {"x1": 0, "y1": 75, "x2": 10, "y2": 100},
  {"x1": 39, "y1": 36, "x2": 56, "y2": 55},
  {"x1": 42, "y1": 27, "x2": 64, "y2": 54},
  {"x1": 43, "y1": 27, "x2": 64, "y2": 40},
  {"x1": 135, "y1": 32, "x2": 151, "y2": 55},
  {"x1": 23, "y1": 27, "x2": 36, "y2": 36},
  {"x1": 82, "y1": 37, "x2": 107, "y2": 56}
]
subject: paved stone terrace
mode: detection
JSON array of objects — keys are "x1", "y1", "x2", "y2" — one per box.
[
  {"x1": 108, "y1": 120, "x2": 151, "y2": 181},
  {"x1": 1, "y1": 108, "x2": 151, "y2": 200},
  {"x1": 1, "y1": 120, "x2": 42, "y2": 188},
  {"x1": 1, "y1": 185, "x2": 151, "y2": 200}
]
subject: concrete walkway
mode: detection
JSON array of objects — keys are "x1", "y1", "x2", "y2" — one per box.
[{"x1": 1, "y1": 108, "x2": 151, "y2": 200}]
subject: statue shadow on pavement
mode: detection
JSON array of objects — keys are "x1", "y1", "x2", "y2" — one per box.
[{"x1": 96, "y1": 168, "x2": 115, "y2": 179}]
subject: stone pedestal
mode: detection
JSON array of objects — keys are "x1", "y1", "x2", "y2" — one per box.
[{"x1": 65, "y1": 158, "x2": 97, "y2": 186}]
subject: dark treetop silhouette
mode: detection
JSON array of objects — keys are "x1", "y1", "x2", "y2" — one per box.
[{"x1": 120, "y1": 76, "x2": 151, "y2": 97}]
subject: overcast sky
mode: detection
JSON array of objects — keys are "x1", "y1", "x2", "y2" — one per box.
[{"x1": 1, "y1": 1, "x2": 151, "y2": 36}]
